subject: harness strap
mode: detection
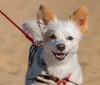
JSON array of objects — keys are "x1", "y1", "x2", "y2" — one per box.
[{"x1": 51, "y1": 74, "x2": 71, "y2": 85}]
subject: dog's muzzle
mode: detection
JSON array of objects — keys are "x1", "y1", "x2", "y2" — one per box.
[
  {"x1": 52, "y1": 51, "x2": 69, "y2": 61},
  {"x1": 51, "y1": 43, "x2": 69, "y2": 61}
]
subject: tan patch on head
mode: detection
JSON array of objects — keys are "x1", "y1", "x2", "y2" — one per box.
[
  {"x1": 37, "y1": 5, "x2": 56, "y2": 25},
  {"x1": 70, "y1": 6, "x2": 88, "y2": 34}
]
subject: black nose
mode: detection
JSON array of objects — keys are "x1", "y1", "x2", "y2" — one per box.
[{"x1": 56, "y1": 44, "x2": 66, "y2": 51}]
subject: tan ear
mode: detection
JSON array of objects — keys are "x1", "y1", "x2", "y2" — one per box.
[
  {"x1": 70, "y1": 6, "x2": 88, "y2": 34},
  {"x1": 37, "y1": 5, "x2": 57, "y2": 26}
]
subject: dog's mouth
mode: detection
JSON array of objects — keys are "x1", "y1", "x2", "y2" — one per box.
[{"x1": 52, "y1": 51, "x2": 69, "y2": 61}]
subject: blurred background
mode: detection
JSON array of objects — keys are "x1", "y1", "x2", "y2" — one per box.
[{"x1": 0, "y1": 0, "x2": 100, "y2": 85}]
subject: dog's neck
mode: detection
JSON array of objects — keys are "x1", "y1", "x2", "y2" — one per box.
[{"x1": 44, "y1": 52, "x2": 79, "y2": 79}]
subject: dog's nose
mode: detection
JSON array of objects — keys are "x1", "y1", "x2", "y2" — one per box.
[{"x1": 56, "y1": 44, "x2": 66, "y2": 51}]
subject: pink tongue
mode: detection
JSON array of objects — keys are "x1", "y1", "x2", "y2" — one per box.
[{"x1": 56, "y1": 55, "x2": 64, "y2": 58}]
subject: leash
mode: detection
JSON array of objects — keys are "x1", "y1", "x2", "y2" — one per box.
[
  {"x1": 0, "y1": 10, "x2": 82, "y2": 85},
  {"x1": 0, "y1": 10, "x2": 34, "y2": 43}
]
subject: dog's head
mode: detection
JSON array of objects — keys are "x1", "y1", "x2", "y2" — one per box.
[{"x1": 37, "y1": 5, "x2": 88, "y2": 64}]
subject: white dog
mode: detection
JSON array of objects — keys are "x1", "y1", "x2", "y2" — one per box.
[{"x1": 23, "y1": 5, "x2": 88, "y2": 85}]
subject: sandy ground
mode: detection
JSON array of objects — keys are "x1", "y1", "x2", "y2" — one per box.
[{"x1": 0, "y1": 0, "x2": 100, "y2": 85}]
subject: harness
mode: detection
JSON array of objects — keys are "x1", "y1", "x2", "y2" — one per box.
[{"x1": 51, "y1": 74, "x2": 71, "y2": 85}]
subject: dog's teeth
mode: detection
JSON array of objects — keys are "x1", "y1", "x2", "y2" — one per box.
[
  {"x1": 52, "y1": 51, "x2": 67, "y2": 60},
  {"x1": 56, "y1": 55, "x2": 60, "y2": 58},
  {"x1": 56, "y1": 55, "x2": 65, "y2": 58}
]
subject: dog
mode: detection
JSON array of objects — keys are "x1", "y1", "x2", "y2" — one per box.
[{"x1": 23, "y1": 5, "x2": 88, "y2": 85}]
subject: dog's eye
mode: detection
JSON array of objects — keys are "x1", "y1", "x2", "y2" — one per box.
[
  {"x1": 49, "y1": 34, "x2": 56, "y2": 39},
  {"x1": 67, "y1": 36, "x2": 73, "y2": 40}
]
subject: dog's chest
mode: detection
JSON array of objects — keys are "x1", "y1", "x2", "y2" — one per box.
[{"x1": 47, "y1": 62, "x2": 75, "y2": 79}]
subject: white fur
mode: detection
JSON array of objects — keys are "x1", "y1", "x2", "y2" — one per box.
[
  {"x1": 42, "y1": 20, "x2": 83, "y2": 85},
  {"x1": 23, "y1": 19, "x2": 83, "y2": 85},
  {"x1": 22, "y1": 20, "x2": 43, "y2": 42}
]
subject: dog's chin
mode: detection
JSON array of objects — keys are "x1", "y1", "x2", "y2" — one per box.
[{"x1": 52, "y1": 51, "x2": 69, "y2": 61}]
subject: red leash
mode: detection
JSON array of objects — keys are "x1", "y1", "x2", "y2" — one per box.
[{"x1": 0, "y1": 10, "x2": 34, "y2": 43}]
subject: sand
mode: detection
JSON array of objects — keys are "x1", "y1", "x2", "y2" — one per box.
[{"x1": 0, "y1": 0, "x2": 100, "y2": 85}]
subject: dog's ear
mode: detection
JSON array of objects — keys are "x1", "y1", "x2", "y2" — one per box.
[
  {"x1": 37, "y1": 5, "x2": 57, "y2": 28},
  {"x1": 70, "y1": 6, "x2": 88, "y2": 34}
]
